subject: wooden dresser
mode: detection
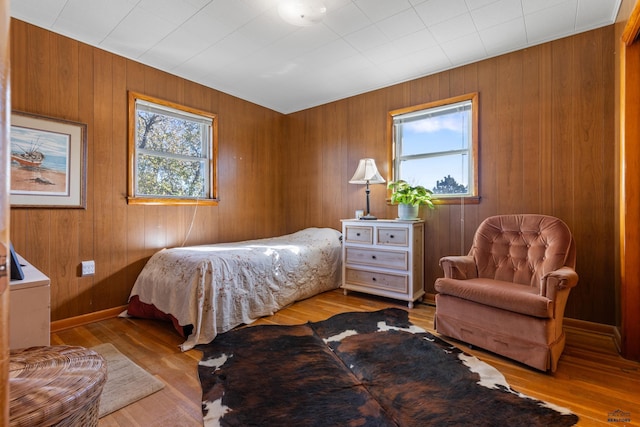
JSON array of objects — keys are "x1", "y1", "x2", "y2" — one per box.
[{"x1": 341, "y1": 219, "x2": 424, "y2": 308}]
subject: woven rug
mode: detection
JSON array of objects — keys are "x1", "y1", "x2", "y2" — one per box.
[
  {"x1": 91, "y1": 343, "x2": 165, "y2": 417},
  {"x1": 197, "y1": 308, "x2": 579, "y2": 426}
]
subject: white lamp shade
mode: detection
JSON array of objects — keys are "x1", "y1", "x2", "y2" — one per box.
[{"x1": 349, "y1": 158, "x2": 385, "y2": 184}]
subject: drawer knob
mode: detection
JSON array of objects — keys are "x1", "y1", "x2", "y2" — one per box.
[
  {"x1": 389, "y1": 234, "x2": 395, "y2": 239},
  {"x1": 356, "y1": 233, "x2": 361, "y2": 236},
  {"x1": 371, "y1": 255, "x2": 377, "y2": 259},
  {"x1": 372, "y1": 277, "x2": 377, "y2": 282}
]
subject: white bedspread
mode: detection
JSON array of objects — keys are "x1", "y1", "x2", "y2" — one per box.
[{"x1": 127, "y1": 227, "x2": 342, "y2": 350}]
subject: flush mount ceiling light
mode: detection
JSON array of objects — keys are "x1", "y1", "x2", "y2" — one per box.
[{"x1": 278, "y1": 0, "x2": 327, "y2": 27}]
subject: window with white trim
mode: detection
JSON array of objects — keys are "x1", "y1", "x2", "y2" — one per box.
[
  {"x1": 127, "y1": 92, "x2": 218, "y2": 205},
  {"x1": 389, "y1": 93, "x2": 478, "y2": 201}
]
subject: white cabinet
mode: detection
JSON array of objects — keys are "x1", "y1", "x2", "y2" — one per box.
[
  {"x1": 9, "y1": 255, "x2": 50, "y2": 349},
  {"x1": 341, "y1": 219, "x2": 424, "y2": 308}
]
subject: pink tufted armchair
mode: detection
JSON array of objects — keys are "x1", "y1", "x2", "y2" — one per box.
[{"x1": 434, "y1": 214, "x2": 578, "y2": 372}]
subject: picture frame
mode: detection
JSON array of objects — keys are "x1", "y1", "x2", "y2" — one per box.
[{"x1": 10, "y1": 111, "x2": 87, "y2": 208}]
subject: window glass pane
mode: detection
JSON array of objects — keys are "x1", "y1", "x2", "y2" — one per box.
[
  {"x1": 136, "y1": 153, "x2": 206, "y2": 198},
  {"x1": 136, "y1": 110, "x2": 206, "y2": 158},
  {"x1": 398, "y1": 154, "x2": 469, "y2": 195},
  {"x1": 398, "y1": 109, "x2": 470, "y2": 156}
]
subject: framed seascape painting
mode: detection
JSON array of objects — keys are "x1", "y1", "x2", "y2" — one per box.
[{"x1": 10, "y1": 111, "x2": 87, "y2": 208}]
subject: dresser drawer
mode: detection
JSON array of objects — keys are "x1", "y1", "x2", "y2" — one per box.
[
  {"x1": 344, "y1": 247, "x2": 408, "y2": 270},
  {"x1": 344, "y1": 225, "x2": 373, "y2": 244},
  {"x1": 345, "y1": 268, "x2": 408, "y2": 293},
  {"x1": 377, "y1": 227, "x2": 409, "y2": 246}
]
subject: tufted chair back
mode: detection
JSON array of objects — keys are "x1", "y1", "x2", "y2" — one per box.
[{"x1": 469, "y1": 214, "x2": 576, "y2": 288}]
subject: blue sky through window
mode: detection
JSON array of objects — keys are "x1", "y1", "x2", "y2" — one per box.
[{"x1": 397, "y1": 109, "x2": 470, "y2": 193}]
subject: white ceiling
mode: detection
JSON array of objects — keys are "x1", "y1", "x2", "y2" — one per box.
[{"x1": 11, "y1": 0, "x2": 622, "y2": 114}]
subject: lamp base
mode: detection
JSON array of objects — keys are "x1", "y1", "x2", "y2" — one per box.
[{"x1": 360, "y1": 214, "x2": 378, "y2": 220}]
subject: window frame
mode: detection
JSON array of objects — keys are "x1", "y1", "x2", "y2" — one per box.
[
  {"x1": 127, "y1": 91, "x2": 218, "y2": 205},
  {"x1": 387, "y1": 93, "x2": 479, "y2": 205}
]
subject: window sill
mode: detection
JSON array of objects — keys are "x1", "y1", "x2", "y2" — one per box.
[
  {"x1": 433, "y1": 196, "x2": 480, "y2": 205},
  {"x1": 126, "y1": 197, "x2": 219, "y2": 206},
  {"x1": 385, "y1": 196, "x2": 480, "y2": 206}
]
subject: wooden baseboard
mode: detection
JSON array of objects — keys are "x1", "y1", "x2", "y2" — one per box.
[
  {"x1": 563, "y1": 317, "x2": 617, "y2": 337},
  {"x1": 424, "y1": 292, "x2": 436, "y2": 306},
  {"x1": 51, "y1": 305, "x2": 128, "y2": 333},
  {"x1": 613, "y1": 325, "x2": 622, "y2": 353}
]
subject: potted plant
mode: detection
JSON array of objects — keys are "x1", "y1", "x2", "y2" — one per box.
[{"x1": 387, "y1": 180, "x2": 435, "y2": 220}]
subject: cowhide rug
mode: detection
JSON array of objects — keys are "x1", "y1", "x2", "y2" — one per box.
[{"x1": 197, "y1": 308, "x2": 578, "y2": 426}]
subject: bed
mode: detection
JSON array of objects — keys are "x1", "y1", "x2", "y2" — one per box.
[{"x1": 124, "y1": 227, "x2": 342, "y2": 350}]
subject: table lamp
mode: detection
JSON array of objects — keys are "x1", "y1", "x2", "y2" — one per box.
[{"x1": 349, "y1": 158, "x2": 385, "y2": 220}]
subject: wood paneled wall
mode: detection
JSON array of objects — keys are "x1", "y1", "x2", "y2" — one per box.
[
  {"x1": 10, "y1": 19, "x2": 617, "y2": 327},
  {"x1": 285, "y1": 26, "x2": 617, "y2": 325},
  {"x1": 9, "y1": 20, "x2": 286, "y2": 321}
]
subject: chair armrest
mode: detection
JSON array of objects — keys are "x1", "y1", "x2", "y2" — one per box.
[
  {"x1": 540, "y1": 266, "x2": 579, "y2": 299},
  {"x1": 439, "y1": 255, "x2": 478, "y2": 279}
]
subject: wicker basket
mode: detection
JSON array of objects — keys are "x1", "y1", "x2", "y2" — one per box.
[{"x1": 9, "y1": 345, "x2": 107, "y2": 427}]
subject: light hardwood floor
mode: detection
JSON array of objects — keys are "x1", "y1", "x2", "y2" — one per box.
[{"x1": 50, "y1": 289, "x2": 640, "y2": 427}]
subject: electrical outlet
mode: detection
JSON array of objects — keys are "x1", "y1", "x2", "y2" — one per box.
[{"x1": 81, "y1": 260, "x2": 95, "y2": 276}]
